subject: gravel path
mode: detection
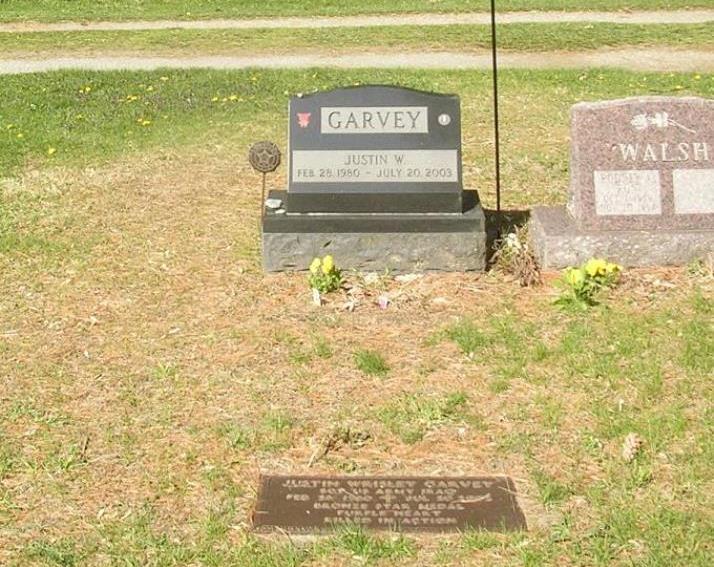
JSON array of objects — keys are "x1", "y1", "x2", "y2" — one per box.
[
  {"x1": 1, "y1": 10, "x2": 713, "y2": 33},
  {"x1": 1, "y1": 49, "x2": 712, "y2": 75}
]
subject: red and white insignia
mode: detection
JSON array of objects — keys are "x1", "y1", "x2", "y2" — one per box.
[{"x1": 297, "y1": 112, "x2": 312, "y2": 128}]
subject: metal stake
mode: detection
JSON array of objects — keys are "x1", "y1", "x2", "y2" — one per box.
[
  {"x1": 261, "y1": 172, "x2": 267, "y2": 218},
  {"x1": 490, "y1": 0, "x2": 502, "y2": 213}
]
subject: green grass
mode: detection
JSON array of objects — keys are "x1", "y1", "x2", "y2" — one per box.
[
  {"x1": 377, "y1": 392, "x2": 468, "y2": 443},
  {"x1": 1, "y1": 68, "x2": 712, "y2": 178},
  {"x1": 318, "y1": 525, "x2": 416, "y2": 562},
  {"x1": 0, "y1": 1, "x2": 709, "y2": 22},
  {"x1": 354, "y1": 348, "x2": 390, "y2": 377},
  {"x1": 2, "y1": 23, "x2": 713, "y2": 57}
]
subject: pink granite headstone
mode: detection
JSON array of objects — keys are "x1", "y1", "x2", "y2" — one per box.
[{"x1": 568, "y1": 97, "x2": 714, "y2": 231}]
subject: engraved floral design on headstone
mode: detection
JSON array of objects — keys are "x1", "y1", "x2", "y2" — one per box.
[{"x1": 630, "y1": 112, "x2": 696, "y2": 134}]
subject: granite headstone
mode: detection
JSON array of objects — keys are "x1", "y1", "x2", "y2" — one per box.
[
  {"x1": 569, "y1": 97, "x2": 714, "y2": 230},
  {"x1": 287, "y1": 86, "x2": 463, "y2": 213},
  {"x1": 261, "y1": 85, "x2": 487, "y2": 272},
  {"x1": 531, "y1": 96, "x2": 714, "y2": 268}
]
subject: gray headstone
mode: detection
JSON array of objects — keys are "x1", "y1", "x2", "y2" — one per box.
[
  {"x1": 287, "y1": 85, "x2": 463, "y2": 213},
  {"x1": 568, "y1": 96, "x2": 714, "y2": 231}
]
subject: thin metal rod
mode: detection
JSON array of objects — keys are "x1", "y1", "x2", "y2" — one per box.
[
  {"x1": 261, "y1": 173, "x2": 266, "y2": 219},
  {"x1": 490, "y1": 0, "x2": 502, "y2": 213}
]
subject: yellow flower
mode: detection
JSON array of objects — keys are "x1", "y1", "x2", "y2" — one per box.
[
  {"x1": 160, "y1": 76, "x2": 169, "y2": 82},
  {"x1": 211, "y1": 96, "x2": 219, "y2": 102},
  {"x1": 309, "y1": 258, "x2": 321, "y2": 275},
  {"x1": 565, "y1": 267, "x2": 584, "y2": 287},
  {"x1": 47, "y1": 147, "x2": 56, "y2": 155},
  {"x1": 605, "y1": 262, "x2": 621, "y2": 275},
  {"x1": 321, "y1": 255, "x2": 335, "y2": 274},
  {"x1": 585, "y1": 258, "x2": 608, "y2": 277}
]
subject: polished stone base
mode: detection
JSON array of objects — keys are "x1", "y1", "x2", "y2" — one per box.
[
  {"x1": 530, "y1": 206, "x2": 714, "y2": 269},
  {"x1": 262, "y1": 191, "x2": 486, "y2": 272}
]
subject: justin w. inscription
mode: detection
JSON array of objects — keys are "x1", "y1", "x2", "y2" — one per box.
[{"x1": 252, "y1": 475, "x2": 527, "y2": 533}]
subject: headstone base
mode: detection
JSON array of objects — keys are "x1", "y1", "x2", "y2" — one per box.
[
  {"x1": 530, "y1": 206, "x2": 714, "y2": 269},
  {"x1": 262, "y1": 191, "x2": 486, "y2": 272}
]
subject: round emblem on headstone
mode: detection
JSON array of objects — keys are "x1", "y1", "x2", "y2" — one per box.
[
  {"x1": 248, "y1": 141, "x2": 281, "y2": 173},
  {"x1": 438, "y1": 113, "x2": 452, "y2": 126}
]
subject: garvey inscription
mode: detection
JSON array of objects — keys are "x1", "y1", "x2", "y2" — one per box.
[
  {"x1": 568, "y1": 97, "x2": 714, "y2": 231},
  {"x1": 321, "y1": 106, "x2": 429, "y2": 133},
  {"x1": 252, "y1": 475, "x2": 526, "y2": 533},
  {"x1": 287, "y1": 85, "x2": 463, "y2": 213}
]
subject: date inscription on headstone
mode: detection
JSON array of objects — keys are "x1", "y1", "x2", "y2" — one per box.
[{"x1": 252, "y1": 475, "x2": 527, "y2": 533}]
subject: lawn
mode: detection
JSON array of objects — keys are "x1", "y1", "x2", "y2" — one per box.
[
  {"x1": 1, "y1": 68, "x2": 713, "y2": 566},
  {"x1": 0, "y1": 0, "x2": 711, "y2": 23},
  {"x1": 1, "y1": 23, "x2": 713, "y2": 58}
]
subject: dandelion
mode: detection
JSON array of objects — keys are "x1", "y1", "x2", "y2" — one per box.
[
  {"x1": 321, "y1": 255, "x2": 335, "y2": 274},
  {"x1": 308, "y1": 256, "x2": 342, "y2": 294},
  {"x1": 147, "y1": 86, "x2": 154, "y2": 92},
  {"x1": 229, "y1": 94, "x2": 238, "y2": 101},
  {"x1": 211, "y1": 96, "x2": 219, "y2": 102},
  {"x1": 47, "y1": 147, "x2": 56, "y2": 156},
  {"x1": 565, "y1": 267, "x2": 584, "y2": 287},
  {"x1": 584, "y1": 258, "x2": 608, "y2": 277},
  {"x1": 16, "y1": 133, "x2": 24, "y2": 139}
]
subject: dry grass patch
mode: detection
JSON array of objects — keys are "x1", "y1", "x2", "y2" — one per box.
[{"x1": 0, "y1": 147, "x2": 712, "y2": 565}]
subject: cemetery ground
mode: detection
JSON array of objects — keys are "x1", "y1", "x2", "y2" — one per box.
[
  {"x1": 1, "y1": 0, "x2": 711, "y2": 23},
  {"x1": 1, "y1": 69, "x2": 713, "y2": 565}
]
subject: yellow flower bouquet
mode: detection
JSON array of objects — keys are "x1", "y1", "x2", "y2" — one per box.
[
  {"x1": 308, "y1": 255, "x2": 342, "y2": 293},
  {"x1": 558, "y1": 258, "x2": 621, "y2": 308}
]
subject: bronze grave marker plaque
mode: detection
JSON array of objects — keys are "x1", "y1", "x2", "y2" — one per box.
[{"x1": 252, "y1": 475, "x2": 527, "y2": 533}]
